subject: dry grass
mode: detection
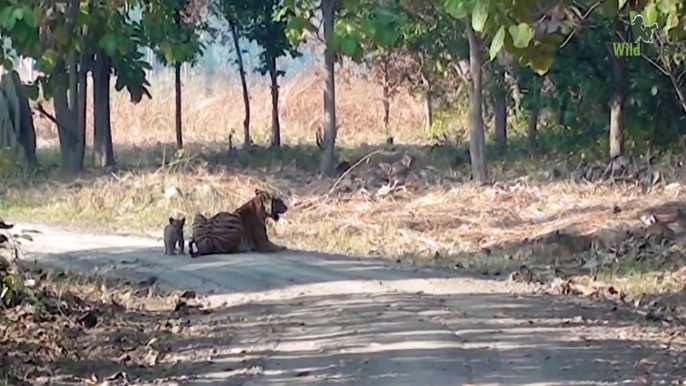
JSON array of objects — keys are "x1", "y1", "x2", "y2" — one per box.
[
  {"x1": 32, "y1": 66, "x2": 433, "y2": 150},
  {"x1": 4, "y1": 67, "x2": 686, "y2": 301}
]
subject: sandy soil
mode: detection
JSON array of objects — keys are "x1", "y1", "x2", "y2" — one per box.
[{"x1": 12, "y1": 222, "x2": 686, "y2": 386}]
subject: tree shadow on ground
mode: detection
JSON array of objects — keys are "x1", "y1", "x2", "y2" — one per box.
[{"x1": 18, "y1": 257, "x2": 686, "y2": 385}]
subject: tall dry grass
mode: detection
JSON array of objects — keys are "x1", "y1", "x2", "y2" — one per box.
[{"x1": 32, "y1": 65, "x2": 429, "y2": 150}]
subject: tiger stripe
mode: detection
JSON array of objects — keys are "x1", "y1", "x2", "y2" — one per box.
[{"x1": 189, "y1": 211, "x2": 247, "y2": 257}]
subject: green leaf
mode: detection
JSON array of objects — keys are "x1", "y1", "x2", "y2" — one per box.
[
  {"x1": 22, "y1": 7, "x2": 36, "y2": 28},
  {"x1": 471, "y1": 1, "x2": 489, "y2": 32},
  {"x1": 529, "y1": 54, "x2": 555, "y2": 75},
  {"x1": 163, "y1": 45, "x2": 174, "y2": 64},
  {"x1": 489, "y1": 26, "x2": 506, "y2": 60},
  {"x1": 362, "y1": 19, "x2": 376, "y2": 37},
  {"x1": 0, "y1": 7, "x2": 12, "y2": 28},
  {"x1": 5, "y1": 10, "x2": 17, "y2": 30},
  {"x1": 328, "y1": 33, "x2": 342, "y2": 52},
  {"x1": 601, "y1": 0, "x2": 619, "y2": 17},
  {"x1": 53, "y1": 26, "x2": 70, "y2": 46},
  {"x1": 508, "y1": 23, "x2": 533, "y2": 48},
  {"x1": 340, "y1": 35, "x2": 358, "y2": 56},
  {"x1": 444, "y1": 0, "x2": 467, "y2": 19},
  {"x1": 100, "y1": 34, "x2": 118, "y2": 57},
  {"x1": 526, "y1": 44, "x2": 557, "y2": 75},
  {"x1": 376, "y1": 25, "x2": 398, "y2": 46},
  {"x1": 39, "y1": 49, "x2": 58, "y2": 72},
  {"x1": 663, "y1": 6, "x2": 679, "y2": 32},
  {"x1": 643, "y1": 2, "x2": 657, "y2": 26},
  {"x1": 12, "y1": 7, "x2": 24, "y2": 21}
]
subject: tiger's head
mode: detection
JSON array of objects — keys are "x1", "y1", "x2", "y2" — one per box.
[{"x1": 254, "y1": 189, "x2": 288, "y2": 221}]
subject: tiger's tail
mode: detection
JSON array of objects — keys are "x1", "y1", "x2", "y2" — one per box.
[{"x1": 188, "y1": 238, "x2": 199, "y2": 258}]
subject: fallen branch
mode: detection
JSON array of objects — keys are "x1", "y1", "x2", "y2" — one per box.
[{"x1": 326, "y1": 149, "x2": 384, "y2": 198}]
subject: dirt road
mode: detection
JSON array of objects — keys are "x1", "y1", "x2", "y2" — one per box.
[{"x1": 13, "y1": 223, "x2": 683, "y2": 385}]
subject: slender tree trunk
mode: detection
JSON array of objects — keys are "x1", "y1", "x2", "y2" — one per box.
[
  {"x1": 0, "y1": 70, "x2": 38, "y2": 170},
  {"x1": 609, "y1": 53, "x2": 625, "y2": 158},
  {"x1": 77, "y1": 50, "x2": 88, "y2": 168},
  {"x1": 528, "y1": 106, "x2": 539, "y2": 154},
  {"x1": 268, "y1": 55, "x2": 281, "y2": 149},
  {"x1": 424, "y1": 91, "x2": 433, "y2": 132},
  {"x1": 493, "y1": 66, "x2": 507, "y2": 152},
  {"x1": 93, "y1": 50, "x2": 115, "y2": 167},
  {"x1": 423, "y1": 73, "x2": 433, "y2": 132},
  {"x1": 174, "y1": 62, "x2": 183, "y2": 150},
  {"x1": 54, "y1": 65, "x2": 86, "y2": 174},
  {"x1": 465, "y1": 22, "x2": 487, "y2": 182},
  {"x1": 381, "y1": 58, "x2": 390, "y2": 130},
  {"x1": 494, "y1": 93, "x2": 507, "y2": 152},
  {"x1": 173, "y1": 4, "x2": 183, "y2": 150},
  {"x1": 319, "y1": 0, "x2": 337, "y2": 177},
  {"x1": 229, "y1": 19, "x2": 250, "y2": 148},
  {"x1": 527, "y1": 77, "x2": 541, "y2": 154}
]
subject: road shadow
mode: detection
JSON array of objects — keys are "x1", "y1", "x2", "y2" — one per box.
[
  {"x1": 29, "y1": 244, "x2": 473, "y2": 295},
  {"x1": 32, "y1": 288, "x2": 686, "y2": 385},
  {"x1": 15, "y1": 240, "x2": 686, "y2": 384}
]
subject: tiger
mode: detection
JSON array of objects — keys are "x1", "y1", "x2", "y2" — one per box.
[
  {"x1": 187, "y1": 211, "x2": 247, "y2": 258},
  {"x1": 188, "y1": 189, "x2": 288, "y2": 258}
]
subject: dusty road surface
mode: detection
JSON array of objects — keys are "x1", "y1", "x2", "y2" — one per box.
[{"x1": 12, "y1": 223, "x2": 685, "y2": 385}]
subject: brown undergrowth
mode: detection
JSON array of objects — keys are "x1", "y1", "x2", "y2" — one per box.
[{"x1": 0, "y1": 250, "x2": 219, "y2": 385}]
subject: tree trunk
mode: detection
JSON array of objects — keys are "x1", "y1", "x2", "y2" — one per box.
[
  {"x1": 49, "y1": 0, "x2": 86, "y2": 174},
  {"x1": 77, "y1": 48, "x2": 88, "y2": 168},
  {"x1": 0, "y1": 70, "x2": 38, "y2": 170},
  {"x1": 424, "y1": 91, "x2": 433, "y2": 132},
  {"x1": 423, "y1": 74, "x2": 433, "y2": 132},
  {"x1": 527, "y1": 77, "x2": 541, "y2": 155},
  {"x1": 319, "y1": 0, "x2": 337, "y2": 177},
  {"x1": 173, "y1": 3, "x2": 183, "y2": 150},
  {"x1": 465, "y1": 21, "x2": 487, "y2": 182},
  {"x1": 54, "y1": 62, "x2": 85, "y2": 174},
  {"x1": 527, "y1": 107, "x2": 539, "y2": 154},
  {"x1": 93, "y1": 49, "x2": 115, "y2": 167},
  {"x1": 174, "y1": 62, "x2": 183, "y2": 150},
  {"x1": 493, "y1": 67, "x2": 507, "y2": 152},
  {"x1": 268, "y1": 55, "x2": 280, "y2": 149},
  {"x1": 609, "y1": 53, "x2": 625, "y2": 158},
  {"x1": 382, "y1": 58, "x2": 390, "y2": 131},
  {"x1": 229, "y1": 19, "x2": 250, "y2": 148}
]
